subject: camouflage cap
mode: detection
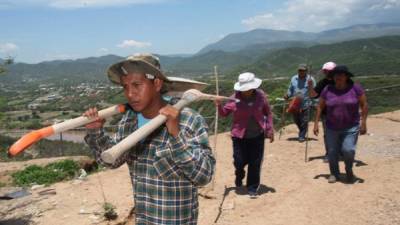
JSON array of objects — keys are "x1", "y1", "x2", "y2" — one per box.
[
  {"x1": 298, "y1": 64, "x2": 308, "y2": 71},
  {"x1": 107, "y1": 53, "x2": 169, "y2": 85}
]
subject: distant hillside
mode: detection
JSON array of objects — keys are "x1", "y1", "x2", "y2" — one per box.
[
  {"x1": 0, "y1": 54, "x2": 185, "y2": 84},
  {"x1": 0, "y1": 55, "x2": 122, "y2": 84},
  {"x1": 198, "y1": 23, "x2": 400, "y2": 54},
  {"x1": 229, "y1": 35, "x2": 400, "y2": 78},
  {"x1": 2, "y1": 33, "x2": 400, "y2": 84},
  {"x1": 168, "y1": 41, "x2": 313, "y2": 74},
  {"x1": 198, "y1": 29, "x2": 316, "y2": 54},
  {"x1": 167, "y1": 49, "x2": 266, "y2": 75},
  {"x1": 317, "y1": 23, "x2": 400, "y2": 43}
]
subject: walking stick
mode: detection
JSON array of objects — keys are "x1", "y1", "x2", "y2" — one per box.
[
  {"x1": 277, "y1": 99, "x2": 287, "y2": 140},
  {"x1": 304, "y1": 64, "x2": 315, "y2": 163},
  {"x1": 305, "y1": 107, "x2": 311, "y2": 162},
  {"x1": 211, "y1": 65, "x2": 219, "y2": 191}
]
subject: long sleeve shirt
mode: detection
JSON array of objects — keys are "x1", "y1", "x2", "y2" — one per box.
[
  {"x1": 286, "y1": 74, "x2": 316, "y2": 109},
  {"x1": 84, "y1": 105, "x2": 215, "y2": 225},
  {"x1": 217, "y1": 89, "x2": 274, "y2": 139}
]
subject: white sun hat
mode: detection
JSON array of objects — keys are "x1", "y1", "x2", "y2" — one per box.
[{"x1": 234, "y1": 72, "x2": 262, "y2": 92}]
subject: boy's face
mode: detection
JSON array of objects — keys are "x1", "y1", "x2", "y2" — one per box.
[{"x1": 120, "y1": 73, "x2": 163, "y2": 112}]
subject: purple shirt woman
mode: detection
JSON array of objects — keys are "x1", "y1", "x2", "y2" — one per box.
[
  {"x1": 215, "y1": 72, "x2": 274, "y2": 197},
  {"x1": 313, "y1": 65, "x2": 368, "y2": 184},
  {"x1": 309, "y1": 61, "x2": 337, "y2": 162}
]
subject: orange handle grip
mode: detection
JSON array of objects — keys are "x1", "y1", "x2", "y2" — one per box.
[
  {"x1": 8, "y1": 126, "x2": 54, "y2": 157},
  {"x1": 8, "y1": 104, "x2": 126, "y2": 157}
]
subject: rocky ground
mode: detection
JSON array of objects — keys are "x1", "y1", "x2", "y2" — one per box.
[{"x1": 1, "y1": 111, "x2": 399, "y2": 225}]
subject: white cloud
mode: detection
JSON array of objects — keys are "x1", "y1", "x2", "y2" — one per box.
[
  {"x1": 0, "y1": 43, "x2": 18, "y2": 54},
  {"x1": 1, "y1": 0, "x2": 167, "y2": 9},
  {"x1": 117, "y1": 40, "x2": 152, "y2": 48},
  {"x1": 98, "y1": 48, "x2": 109, "y2": 53},
  {"x1": 242, "y1": 0, "x2": 400, "y2": 32},
  {"x1": 369, "y1": 0, "x2": 400, "y2": 10}
]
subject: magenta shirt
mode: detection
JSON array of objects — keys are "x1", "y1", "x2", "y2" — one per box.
[
  {"x1": 218, "y1": 89, "x2": 274, "y2": 138},
  {"x1": 321, "y1": 83, "x2": 365, "y2": 130}
]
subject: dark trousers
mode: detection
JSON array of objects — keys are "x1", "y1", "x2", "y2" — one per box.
[
  {"x1": 292, "y1": 108, "x2": 310, "y2": 140},
  {"x1": 232, "y1": 134, "x2": 265, "y2": 192}
]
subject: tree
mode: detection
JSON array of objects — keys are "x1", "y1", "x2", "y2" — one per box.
[
  {"x1": 0, "y1": 56, "x2": 14, "y2": 75},
  {"x1": 0, "y1": 97, "x2": 7, "y2": 111}
]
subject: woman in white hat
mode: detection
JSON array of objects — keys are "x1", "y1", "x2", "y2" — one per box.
[{"x1": 215, "y1": 72, "x2": 274, "y2": 197}]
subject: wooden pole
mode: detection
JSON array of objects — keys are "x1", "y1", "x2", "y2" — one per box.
[
  {"x1": 305, "y1": 63, "x2": 313, "y2": 163},
  {"x1": 59, "y1": 132, "x2": 64, "y2": 156},
  {"x1": 212, "y1": 65, "x2": 219, "y2": 190},
  {"x1": 305, "y1": 108, "x2": 310, "y2": 162},
  {"x1": 279, "y1": 102, "x2": 287, "y2": 140}
]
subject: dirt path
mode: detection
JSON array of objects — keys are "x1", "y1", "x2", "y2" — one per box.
[
  {"x1": 1, "y1": 111, "x2": 399, "y2": 225},
  {"x1": 203, "y1": 110, "x2": 400, "y2": 225}
]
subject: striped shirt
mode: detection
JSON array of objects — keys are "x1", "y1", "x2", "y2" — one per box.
[{"x1": 84, "y1": 104, "x2": 215, "y2": 225}]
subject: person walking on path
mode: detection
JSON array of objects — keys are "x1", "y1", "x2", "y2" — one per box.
[
  {"x1": 309, "y1": 62, "x2": 336, "y2": 162},
  {"x1": 84, "y1": 53, "x2": 215, "y2": 224},
  {"x1": 215, "y1": 72, "x2": 274, "y2": 197},
  {"x1": 284, "y1": 64, "x2": 316, "y2": 142},
  {"x1": 313, "y1": 65, "x2": 368, "y2": 183}
]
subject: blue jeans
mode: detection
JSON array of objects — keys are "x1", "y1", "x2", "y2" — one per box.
[
  {"x1": 292, "y1": 107, "x2": 311, "y2": 140},
  {"x1": 232, "y1": 133, "x2": 265, "y2": 193},
  {"x1": 321, "y1": 115, "x2": 328, "y2": 156},
  {"x1": 326, "y1": 125, "x2": 359, "y2": 177}
]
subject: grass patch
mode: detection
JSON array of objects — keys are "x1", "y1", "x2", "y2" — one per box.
[
  {"x1": 103, "y1": 202, "x2": 118, "y2": 220},
  {"x1": 11, "y1": 159, "x2": 80, "y2": 187}
]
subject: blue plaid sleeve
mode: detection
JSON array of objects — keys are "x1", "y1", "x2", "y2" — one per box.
[
  {"x1": 166, "y1": 109, "x2": 215, "y2": 186},
  {"x1": 84, "y1": 111, "x2": 137, "y2": 168}
]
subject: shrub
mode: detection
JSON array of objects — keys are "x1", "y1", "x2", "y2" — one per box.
[
  {"x1": 25, "y1": 119, "x2": 42, "y2": 129},
  {"x1": 11, "y1": 159, "x2": 80, "y2": 186},
  {"x1": 103, "y1": 202, "x2": 118, "y2": 220}
]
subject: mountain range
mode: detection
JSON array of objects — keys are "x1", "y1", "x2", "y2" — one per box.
[
  {"x1": 229, "y1": 35, "x2": 400, "y2": 78},
  {"x1": 1, "y1": 23, "x2": 400, "y2": 84},
  {"x1": 198, "y1": 23, "x2": 400, "y2": 54}
]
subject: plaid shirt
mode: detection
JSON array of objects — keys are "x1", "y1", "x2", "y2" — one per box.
[{"x1": 84, "y1": 105, "x2": 215, "y2": 225}]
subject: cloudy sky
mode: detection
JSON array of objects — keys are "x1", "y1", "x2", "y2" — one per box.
[{"x1": 1, "y1": 0, "x2": 399, "y2": 63}]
